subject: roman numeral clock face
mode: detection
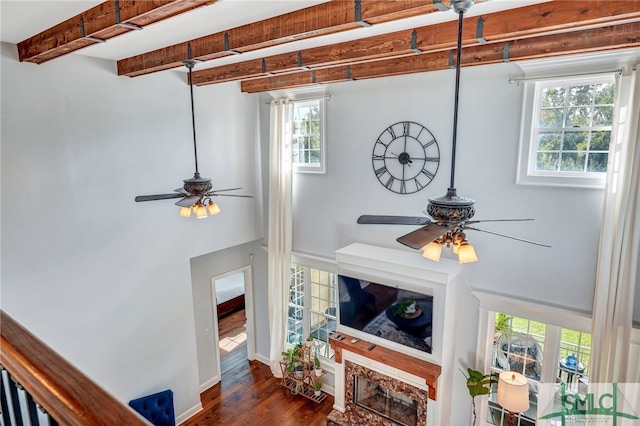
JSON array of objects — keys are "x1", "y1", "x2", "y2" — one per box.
[{"x1": 372, "y1": 121, "x2": 440, "y2": 194}]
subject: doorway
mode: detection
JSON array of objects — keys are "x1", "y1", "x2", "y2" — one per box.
[{"x1": 211, "y1": 266, "x2": 255, "y2": 376}]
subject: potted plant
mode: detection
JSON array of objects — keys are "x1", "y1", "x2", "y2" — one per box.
[
  {"x1": 462, "y1": 368, "x2": 498, "y2": 426},
  {"x1": 305, "y1": 335, "x2": 314, "y2": 347},
  {"x1": 391, "y1": 297, "x2": 417, "y2": 317},
  {"x1": 281, "y1": 342, "x2": 303, "y2": 374},
  {"x1": 313, "y1": 355, "x2": 322, "y2": 376},
  {"x1": 293, "y1": 380, "x2": 304, "y2": 395},
  {"x1": 311, "y1": 378, "x2": 323, "y2": 397}
]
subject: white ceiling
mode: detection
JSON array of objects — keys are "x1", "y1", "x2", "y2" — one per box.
[{"x1": 0, "y1": 0, "x2": 550, "y2": 73}]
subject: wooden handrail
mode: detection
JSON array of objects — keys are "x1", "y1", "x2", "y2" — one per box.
[{"x1": 0, "y1": 310, "x2": 150, "y2": 426}]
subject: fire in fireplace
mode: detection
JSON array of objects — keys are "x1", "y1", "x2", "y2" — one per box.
[{"x1": 354, "y1": 375, "x2": 418, "y2": 426}]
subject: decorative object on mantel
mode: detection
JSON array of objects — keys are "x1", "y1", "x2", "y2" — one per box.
[
  {"x1": 497, "y1": 371, "x2": 530, "y2": 426},
  {"x1": 134, "y1": 56, "x2": 252, "y2": 218},
  {"x1": 462, "y1": 368, "x2": 498, "y2": 426},
  {"x1": 357, "y1": 0, "x2": 550, "y2": 263}
]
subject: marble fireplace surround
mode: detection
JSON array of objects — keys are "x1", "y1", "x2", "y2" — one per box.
[
  {"x1": 332, "y1": 243, "x2": 463, "y2": 425},
  {"x1": 327, "y1": 335, "x2": 440, "y2": 426}
]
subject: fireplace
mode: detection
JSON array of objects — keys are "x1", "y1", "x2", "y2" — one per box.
[
  {"x1": 329, "y1": 243, "x2": 464, "y2": 425},
  {"x1": 353, "y1": 369, "x2": 419, "y2": 426},
  {"x1": 327, "y1": 360, "x2": 428, "y2": 426}
]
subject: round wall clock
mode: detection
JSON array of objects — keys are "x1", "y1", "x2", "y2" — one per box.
[{"x1": 371, "y1": 121, "x2": 440, "y2": 194}]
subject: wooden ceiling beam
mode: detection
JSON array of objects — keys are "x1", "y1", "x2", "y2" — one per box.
[
  {"x1": 240, "y1": 21, "x2": 640, "y2": 93},
  {"x1": 194, "y1": 0, "x2": 640, "y2": 87},
  {"x1": 17, "y1": 0, "x2": 216, "y2": 64},
  {"x1": 116, "y1": 1, "x2": 446, "y2": 77}
]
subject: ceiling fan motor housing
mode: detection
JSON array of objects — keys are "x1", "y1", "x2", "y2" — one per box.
[
  {"x1": 183, "y1": 172, "x2": 212, "y2": 195},
  {"x1": 427, "y1": 187, "x2": 476, "y2": 223}
]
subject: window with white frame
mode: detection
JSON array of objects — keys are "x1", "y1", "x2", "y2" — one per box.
[
  {"x1": 482, "y1": 309, "x2": 592, "y2": 426},
  {"x1": 517, "y1": 74, "x2": 616, "y2": 188},
  {"x1": 286, "y1": 263, "x2": 337, "y2": 359},
  {"x1": 292, "y1": 98, "x2": 326, "y2": 173}
]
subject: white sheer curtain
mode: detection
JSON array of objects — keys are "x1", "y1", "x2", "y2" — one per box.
[
  {"x1": 591, "y1": 68, "x2": 640, "y2": 383},
  {"x1": 267, "y1": 99, "x2": 293, "y2": 377}
]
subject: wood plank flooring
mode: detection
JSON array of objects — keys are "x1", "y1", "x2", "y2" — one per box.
[{"x1": 182, "y1": 309, "x2": 334, "y2": 426}]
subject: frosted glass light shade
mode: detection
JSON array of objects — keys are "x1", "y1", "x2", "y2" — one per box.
[
  {"x1": 208, "y1": 202, "x2": 221, "y2": 215},
  {"x1": 179, "y1": 206, "x2": 192, "y2": 218},
  {"x1": 457, "y1": 243, "x2": 478, "y2": 263},
  {"x1": 195, "y1": 205, "x2": 207, "y2": 219},
  {"x1": 497, "y1": 372, "x2": 530, "y2": 413},
  {"x1": 421, "y1": 242, "x2": 442, "y2": 262}
]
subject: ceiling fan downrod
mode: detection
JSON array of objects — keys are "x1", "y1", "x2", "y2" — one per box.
[{"x1": 426, "y1": 0, "x2": 476, "y2": 224}]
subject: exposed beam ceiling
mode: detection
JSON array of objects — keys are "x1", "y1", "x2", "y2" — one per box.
[
  {"x1": 116, "y1": 0, "x2": 447, "y2": 77},
  {"x1": 17, "y1": 0, "x2": 216, "y2": 64},
  {"x1": 10, "y1": 0, "x2": 640, "y2": 94},
  {"x1": 192, "y1": 0, "x2": 640, "y2": 89}
]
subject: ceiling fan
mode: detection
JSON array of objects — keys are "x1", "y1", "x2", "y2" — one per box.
[
  {"x1": 135, "y1": 58, "x2": 252, "y2": 219},
  {"x1": 357, "y1": 0, "x2": 550, "y2": 263}
]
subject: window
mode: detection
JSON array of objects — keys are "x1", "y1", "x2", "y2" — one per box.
[
  {"x1": 292, "y1": 99, "x2": 326, "y2": 173},
  {"x1": 517, "y1": 74, "x2": 617, "y2": 188},
  {"x1": 481, "y1": 308, "x2": 592, "y2": 426},
  {"x1": 286, "y1": 263, "x2": 337, "y2": 359}
]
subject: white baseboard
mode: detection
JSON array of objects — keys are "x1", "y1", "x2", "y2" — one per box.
[
  {"x1": 253, "y1": 353, "x2": 270, "y2": 365},
  {"x1": 199, "y1": 375, "x2": 220, "y2": 393},
  {"x1": 176, "y1": 401, "x2": 202, "y2": 425}
]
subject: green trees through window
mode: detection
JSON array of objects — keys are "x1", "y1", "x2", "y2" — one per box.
[{"x1": 535, "y1": 81, "x2": 615, "y2": 173}]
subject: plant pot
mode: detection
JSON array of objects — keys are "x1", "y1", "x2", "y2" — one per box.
[
  {"x1": 294, "y1": 363, "x2": 303, "y2": 378},
  {"x1": 314, "y1": 390, "x2": 321, "y2": 397},
  {"x1": 314, "y1": 368, "x2": 322, "y2": 377}
]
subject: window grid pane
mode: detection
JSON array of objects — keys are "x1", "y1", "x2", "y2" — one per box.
[
  {"x1": 287, "y1": 265, "x2": 304, "y2": 344},
  {"x1": 557, "y1": 329, "x2": 591, "y2": 392},
  {"x1": 493, "y1": 314, "x2": 545, "y2": 382},
  {"x1": 534, "y1": 80, "x2": 615, "y2": 173},
  {"x1": 308, "y1": 269, "x2": 337, "y2": 359},
  {"x1": 292, "y1": 101, "x2": 321, "y2": 166}
]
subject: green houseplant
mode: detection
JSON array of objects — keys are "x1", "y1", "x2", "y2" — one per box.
[
  {"x1": 390, "y1": 297, "x2": 416, "y2": 317},
  {"x1": 311, "y1": 378, "x2": 323, "y2": 397},
  {"x1": 313, "y1": 355, "x2": 323, "y2": 376},
  {"x1": 463, "y1": 368, "x2": 497, "y2": 426}
]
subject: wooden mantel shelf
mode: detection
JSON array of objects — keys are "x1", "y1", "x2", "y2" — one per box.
[{"x1": 329, "y1": 333, "x2": 441, "y2": 401}]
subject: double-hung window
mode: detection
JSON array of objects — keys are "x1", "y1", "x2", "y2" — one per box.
[
  {"x1": 286, "y1": 263, "x2": 337, "y2": 359},
  {"x1": 517, "y1": 74, "x2": 616, "y2": 188},
  {"x1": 292, "y1": 98, "x2": 326, "y2": 173}
]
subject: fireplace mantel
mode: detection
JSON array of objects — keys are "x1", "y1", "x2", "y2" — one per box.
[{"x1": 329, "y1": 332, "x2": 441, "y2": 400}]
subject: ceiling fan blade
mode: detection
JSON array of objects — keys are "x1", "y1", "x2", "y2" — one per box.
[
  {"x1": 465, "y1": 218, "x2": 534, "y2": 225},
  {"x1": 357, "y1": 215, "x2": 432, "y2": 225},
  {"x1": 175, "y1": 195, "x2": 201, "y2": 207},
  {"x1": 208, "y1": 187, "x2": 243, "y2": 193},
  {"x1": 174, "y1": 187, "x2": 188, "y2": 194},
  {"x1": 211, "y1": 194, "x2": 254, "y2": 198},
  {"x1": 465, "y1": 226, "x2": 551, "y2": 247},
  {"x1": 396, "y1": 223, "x2": 450, "y2": 250},
  {"x1": 135, "y1": 193, "x2": 185, "y2": 202}
]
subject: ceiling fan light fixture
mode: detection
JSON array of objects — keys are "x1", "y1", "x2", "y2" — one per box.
[
  {"x1": 207, "y1": 202, "x2": 221, "y2": 216},
  {"x1": 457, "y1": 242, "x2": 478, "y2": 264},
  {"x1": 421, "y1": 241, "x2": 443, "y2": 262},
  {"x1": 195, "y1": 204, "x2": 208, "y2": 219},
  {"x1": 179, "y1": 206, "x2": 192, "y2": 218}
]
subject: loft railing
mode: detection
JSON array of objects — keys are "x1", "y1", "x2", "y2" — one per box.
[{"x1": 0, "y1": 310, "x2": 150, "y2": 426}]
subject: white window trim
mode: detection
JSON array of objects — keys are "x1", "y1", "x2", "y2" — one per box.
[
  {"x1": 268, "y1": 85, "x2": 329, "y2": 174},
  {"x1": 472, "y1": 289, "x2": 593, "y2": 426},
  {"x1": 516, "y1": 73, "x2": 615, "y2": 189},
  {"x1": 292, "y1": 97, "x2": 326, "y2": 174},
  {"x1": 513, "y1": 48, "x2": 640, "y2": 189}
]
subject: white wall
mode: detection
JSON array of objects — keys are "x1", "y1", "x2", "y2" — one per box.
[
  {"x1": 0, "y1": 42, "x2": 262, "y2": 418},
  {"x1": 287, "y1": 63, "x2": 604, "y2": 313},
  {"x1": 274, "y1": 63, "x2": 606, "y2": 423}
]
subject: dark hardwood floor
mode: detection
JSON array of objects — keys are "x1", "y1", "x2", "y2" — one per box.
[
  {"x1": 183, "y1": 309, "x2": 334, "y2": 425},
  {"x1": 218, "y1": 308, "x2": 248, "y2": 375}
]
